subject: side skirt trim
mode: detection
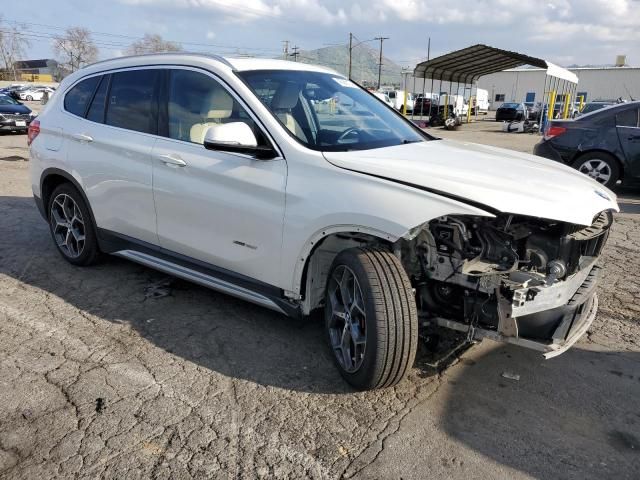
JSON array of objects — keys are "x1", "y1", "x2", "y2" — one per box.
[{"x1": 115, "y1": 249, "x2": 287, "y2": 315}]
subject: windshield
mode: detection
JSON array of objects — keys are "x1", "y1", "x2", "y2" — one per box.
[
  {"x1": 238, "y1": 70, "x2": 427, "y2": 152},
  {"x1": 0, "y1": 95, "x2": 20, "y2": 105},
  {"x1": 501, "y1": 103, "x2": 520, "y2": 109}
]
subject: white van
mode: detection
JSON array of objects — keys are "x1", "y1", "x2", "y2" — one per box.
[{"x1": 475, "y1": 88, "x2": 489, "y2": 114}]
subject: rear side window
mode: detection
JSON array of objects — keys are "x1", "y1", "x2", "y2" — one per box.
[
  {"x1": 86, "y1": 75, "x2": 109, "y2": 123},
  {"x1": 105, "y1": 69, "x2": 159, "y2": 134},
  {"x1": 64, "y1": 76, "x2": 100, "y2": 117},
  {"x1": 616, "y1": 108, "x2": 639, "y2": 127}
]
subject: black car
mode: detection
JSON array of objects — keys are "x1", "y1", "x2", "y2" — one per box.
[
  {"x1": 0, "y1": 94, "x2": 34, "y2": 133},
  {"x1": 534, "y1": 101, "x2": 640, "y2": 188},
  {"x1": 495, "y1": 102, "x2": 527, "y2": 121}
]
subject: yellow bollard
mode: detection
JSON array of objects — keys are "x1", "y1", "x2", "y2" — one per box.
[
  {"x1": 402, "y1": 90, "x2": 407, "y2": 116},
  {"x1": 578, "y1": 95, "x2": 585, "y2": 112},
  {"x1": 563, "y1": 94, "x2": 571, "y2": 119},
  {"x1": 548, "y1": 90, "x2": 556, "y2": 121},
  {"x1": 467, "y1": 96, "x2": 475, "y2": 123}
]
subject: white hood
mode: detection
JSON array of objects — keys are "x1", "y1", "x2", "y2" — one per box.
[{"x1": 323, "y1": 139, "x2": 619, "y2": 226}]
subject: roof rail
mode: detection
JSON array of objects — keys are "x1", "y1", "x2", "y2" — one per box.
[{"x1": 85, "y1": 52, "x2": 235, "y2": 70}]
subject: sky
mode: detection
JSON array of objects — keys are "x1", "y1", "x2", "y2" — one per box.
[{"x1": 5, "y1": 0, "x2": 640, "y2": 70}]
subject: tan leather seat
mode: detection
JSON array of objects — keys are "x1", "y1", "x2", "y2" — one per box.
[
  {"x1": 190, "y1": 88, "x2": 234, "y2": 144},
  {"x1": 271, "y1": 82, "x2": 307, "y2": 142}
]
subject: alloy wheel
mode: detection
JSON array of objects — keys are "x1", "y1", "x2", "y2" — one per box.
[
  {"x1": 50, "y1": 193, "x2": 86, "y2": 258},
  {"x1": 327, "y1": 265, "x2": 367, "y2": 373},
  {"x1": 578, "y1": 159, "x2": 611, "y2": 184}
]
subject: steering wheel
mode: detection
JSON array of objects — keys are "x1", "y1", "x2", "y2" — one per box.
[{"x1": 337, "y1": 127, "x2": 361, "y2": 143}]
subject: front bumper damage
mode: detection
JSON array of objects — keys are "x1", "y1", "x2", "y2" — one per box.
[{"x1": 435, "y1": 259, "x2": 600, "y2": 358}]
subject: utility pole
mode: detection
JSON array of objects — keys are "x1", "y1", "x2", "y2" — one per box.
[
  {"x1": 348, "y1": 32, "x2": 353, "y2": 80},
  {"x1": 289, "y1": 45, "x2": 299, "y2": 62},
  {"x1": 374, "y1": 36, "x2": 389, "y2": 90},
  {"x1": 282, "y1": 40, "x2": 289, "y2": 60}
]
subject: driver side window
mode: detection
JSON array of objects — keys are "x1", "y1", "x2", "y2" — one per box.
[{"x1": 167, "y1": 69, "x2": 265, "y2": 145}]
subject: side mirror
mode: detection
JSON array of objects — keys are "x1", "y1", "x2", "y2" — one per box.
[{"x1": 203, "y1": 122, "x2": 276, "y2": 159}]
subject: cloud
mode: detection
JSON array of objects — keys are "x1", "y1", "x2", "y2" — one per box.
[{"x1": 206, "y1": 30, "x2": 216, "y2": 39}]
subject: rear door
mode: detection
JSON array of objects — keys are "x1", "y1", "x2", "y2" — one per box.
[
  {"x1": 151, "y1": 67, "x2": 286, "y2": 285},
  {"x1": 615, "y1": 107, "x2": 640, "y2": 178},
  {"x1": 63, "y1": 68, "x2": 160, "y2": 245}
]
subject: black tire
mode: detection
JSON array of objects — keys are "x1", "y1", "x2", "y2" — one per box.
[
  {"x1": 26, "y1": 95, "x2": 33, "y2": 101},
  {"x1": 324, "y1": 247, "x2": 418, "y2": 390},
  {"x1": 571, "y1": 152, "x2": 620, "y2": 189},
  {"x1": 47, "y1": 183, "x2": 101, "y2": 266}
]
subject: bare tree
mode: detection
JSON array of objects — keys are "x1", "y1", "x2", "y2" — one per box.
[
  {"x1": 125, "y1": 34, "x2": 182, "y2": 55},
  {"x1": 0, "y1": 16, "x2": 31, "y2": 81},
  {"x1": 53, "y1": 27, "x2": 98, "y2": 73}
]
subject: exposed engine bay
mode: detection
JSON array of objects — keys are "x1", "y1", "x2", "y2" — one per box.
[{"x1": 399, "y1": 210, "x2": 613, "y2": 357}]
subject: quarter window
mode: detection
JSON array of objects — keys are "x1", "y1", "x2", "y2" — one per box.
[
  {"x1": 105, "y1": 69, "x2": 159, "y2": 134},
  {"x1": 616, "y1": 108, "x2": 639, "y2": 127},
  {"x1": 166, "y1": 69, "x2": 264, "y2": 145},
  {"x1": 64, "y1": 76, "x2": 100, "y2": 117}
]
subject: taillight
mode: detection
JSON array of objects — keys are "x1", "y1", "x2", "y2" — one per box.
[
  {"x1": 544, "y1": 125, "x2": 567, "y2": 140},
  {"x1": 27, "y1": 119, "x2": 40, "y2": 145}
]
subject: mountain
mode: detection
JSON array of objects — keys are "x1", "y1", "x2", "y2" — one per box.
[{"x1": 291, "y1": 44, "x2": 403, "y2": 87}]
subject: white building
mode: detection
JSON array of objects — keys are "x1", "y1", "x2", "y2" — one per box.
[{"x1": 477, "y1": 66, "x2": 640, "y2": 110}]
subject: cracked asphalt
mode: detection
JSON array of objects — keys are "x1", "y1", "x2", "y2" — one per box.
[{"x1": 1, "y1": 120, "x2": 639, "y2": 479}]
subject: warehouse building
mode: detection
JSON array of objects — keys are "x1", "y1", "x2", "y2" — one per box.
[{"x1": 478, "y1": 63, "x2": 640, "y2": 110}]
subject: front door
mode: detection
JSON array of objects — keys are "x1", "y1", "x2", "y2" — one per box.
[{"x1": 151, "y1": 68, "x2": 286, "y2": 286}]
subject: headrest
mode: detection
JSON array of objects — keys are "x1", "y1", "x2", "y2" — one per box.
[
  {"x1": 271, "y1": 82, "x2": 301, "y2": 110},
  {"x1": 202, "y1": 88, "x2": 233, "y2": 119}
]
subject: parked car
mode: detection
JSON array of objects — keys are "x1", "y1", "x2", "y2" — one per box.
[
  {"x1": 495, "y1": 102, "x2": 527, "y2": 121},
  {"x1": 19, "y1": 87, "x2": 55, "y2": 101},
  {"x1": 372, "y1": 91, "x2": 394, "y2": 108},
  {"x1": 534, "y1": 101, "x2": 640, "y2": 188},
  {"x1": 0, "y1": 94, "x2": 35, "y2": 133},
  {"x1": 524, "y1": 102, "x2": 542, "y2": 121},
  {"x1": 412, "y1": 93, "x2": 438, "y2": 116},
  {"x1": 29, "y1": 54, "x2": 618, "y2": 390}
]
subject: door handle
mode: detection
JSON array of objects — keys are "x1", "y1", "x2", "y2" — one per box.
[
  {"x1": 157, "y1": 153, "x2": 187, "y2": 167},
  {"x1": 71, "y1": 133, "x2": 93, "y2": 142},
  {"x1": 628, "y1": 135, "x2": 640, "y2": 141}
]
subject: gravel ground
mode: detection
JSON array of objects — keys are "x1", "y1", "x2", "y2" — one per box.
[{"x1": 0, "y1": 119, "x2": 639, "y2": 479}]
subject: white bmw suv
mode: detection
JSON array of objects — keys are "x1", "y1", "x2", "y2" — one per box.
[{"x1": 29, "y1": 54, "x2": 618, "y2": 390}]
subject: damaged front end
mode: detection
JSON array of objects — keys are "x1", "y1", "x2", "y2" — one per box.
[{"x1": 399, "y1": 210, "x2": 614, "y2": 358}]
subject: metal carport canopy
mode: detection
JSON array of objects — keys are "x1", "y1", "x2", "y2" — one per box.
[{"x1": 413, "y1": 44, "x2": 578, "y2": 84}]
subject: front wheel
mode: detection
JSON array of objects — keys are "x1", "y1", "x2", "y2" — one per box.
[
  {"x1": 26, "y1": 95, "x2": 33, "y2": 101},
  {"x1": 572, "y1": 152, "x2": 620, "y2": 189},
  {"x1": 324, "y1": 247, "x2": 418, "y2": 390}
]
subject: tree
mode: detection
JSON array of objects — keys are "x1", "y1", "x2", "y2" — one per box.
[
  {"x1": 0, "y1": 16, "x2": 31, "y2": 81},
  {"x1": 125, "y1": 34, "x2": 182, "y2": 55},
  {"x1": 53, "y1": 27, "x2": 98, "y2": 73}
]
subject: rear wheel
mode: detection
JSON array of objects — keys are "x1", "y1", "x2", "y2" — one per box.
[
  {"x1": 47, "y1": 183, "x2": 100, "y2": 266},
  {"x1": 324, "y1": 247, "x2": 418, "y2": 390},
  {"x1": 572, "y1": 152, "x2": 620, "y2": 189}
]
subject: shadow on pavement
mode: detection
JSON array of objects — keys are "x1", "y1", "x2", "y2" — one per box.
[
  {"x1": 439, "y1": 344, "x2": 640, "y2": 479},
  {"x1": 1, "y1": 195, "x2": 441, "y2": 395}
]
